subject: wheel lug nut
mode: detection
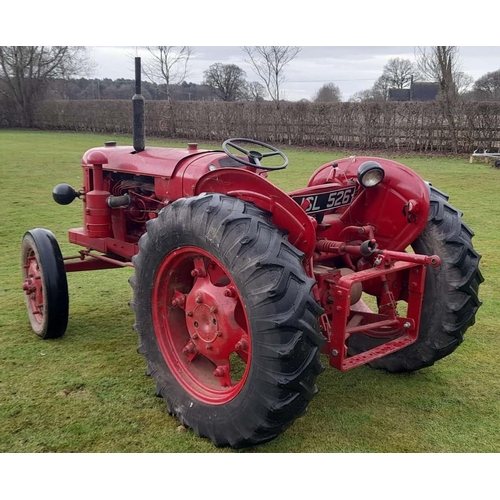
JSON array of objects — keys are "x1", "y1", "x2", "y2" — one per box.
[
  {"x1": 171, "y1": 294, "x2": 186, "y2": 308},
  {"x1": 216, "y1": 331, "x2": 222, "y2": 337},
  {"x1": 223, "y1": 286, "x2": 236, "y2": 298},
  {"x1": 213, "y1": 366, "x2": 225, "y2": 377},
  {"x1": 206, "y1": 344, "x2": 212, "y2": 350},
  {"x1": 191, "y1": 267, "x2": 206, "y2": 277},
  {"x1": 187, "y1": 311, "x2": 193, "y2": 317},
  {"x1": 191, "y1": 333, "x2": 198, "y2": 339},
  {"x1": 196, "y1": 295, "x2": 203, "y2": 303},
  {"x1": 235, "y1": 338, "x2": 248, "y2": 351},
  {"x1": 182, "y1": 342, "x2": 197, "y2": 355},
  {"x1": 210, "y1": 307, "x2": 217, "y2": 314}
]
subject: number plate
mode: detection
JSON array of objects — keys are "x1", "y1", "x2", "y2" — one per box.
[{"x1": 292, "y1": 186, "x2": 356, "y2": 214}]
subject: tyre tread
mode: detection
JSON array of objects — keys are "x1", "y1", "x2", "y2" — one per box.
[
  {"x1": 368, "y1": 186, "x2": 483, "y2": 372},
  {"x1": 131, "y1": 193, "x2": 325, "y2": 447}
]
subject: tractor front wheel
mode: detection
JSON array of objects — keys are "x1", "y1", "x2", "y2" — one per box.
[
  {"x1": 130, "y1": 194, "x2": 325, "y2": 448},
  {"x1": 21, "y1": 229, "x2": 69, "y2": 339}
]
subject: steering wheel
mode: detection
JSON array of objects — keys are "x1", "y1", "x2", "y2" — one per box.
[{"x1": 222, "y1": 138, "x2": 288, "y2": 171}]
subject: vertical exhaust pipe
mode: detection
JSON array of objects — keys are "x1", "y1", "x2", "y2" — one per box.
[{"x1": 133, "y1": 57, "x2": 145, "y2": 152}]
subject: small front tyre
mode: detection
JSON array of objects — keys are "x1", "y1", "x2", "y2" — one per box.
[
  {"x1": 130, "y1": 194, "x2": 325, "y2": 448},
  {"x1": 21, "y1": 229, "x2": 69, "y2": 339}
]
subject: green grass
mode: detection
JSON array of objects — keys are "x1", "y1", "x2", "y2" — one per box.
[{"x1": 0, "y1": 129, "x2": 498, "y2": 453}]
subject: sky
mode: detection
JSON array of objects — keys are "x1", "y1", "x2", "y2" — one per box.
[
  {"x1": 88, "y1": 46, "x2": 500, "y2": 101},
  {"x1": 3, "y1": 0, "x2": 498, "y2": 102}
]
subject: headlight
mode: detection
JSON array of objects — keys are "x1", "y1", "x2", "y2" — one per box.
[{"x1": 357, "y1": 161, "x2": 385, "y2": 188}]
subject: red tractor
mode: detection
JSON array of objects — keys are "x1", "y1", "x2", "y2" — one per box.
[{"x1": 22, "y1": 59, "x2": 483, "y2": 448}]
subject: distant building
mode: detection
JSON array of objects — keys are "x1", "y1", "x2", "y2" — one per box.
[{"x1": 388, "y1": 82, "x2": 440, "y2": 102}]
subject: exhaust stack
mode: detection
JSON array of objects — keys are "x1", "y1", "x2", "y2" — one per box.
[{"x1": 132, "y1": 57, "x2": 145, "y2": 152}]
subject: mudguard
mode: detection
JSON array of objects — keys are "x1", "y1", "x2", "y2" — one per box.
[{"x1": 308, "y1": 156, "x2": 431, "y2": 251}]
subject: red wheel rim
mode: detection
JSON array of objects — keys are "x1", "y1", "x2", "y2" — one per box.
[
  {"x1": 22, "y1": 248, "x2": 44, "y2": 325},
  {"x1": 152, "y1": 246, "x2": 252, "y2": 405}
]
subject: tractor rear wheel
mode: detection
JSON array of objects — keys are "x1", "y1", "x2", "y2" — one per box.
[
  {"x1": 21, "y1": 229, "x2": 69, "y2": 339},
  {"x1": 130, "y1": 193, "x2": 325, "y2": 448},
  {"x1": 349, "y1": 186, "x2": 483, "y2": 372}
]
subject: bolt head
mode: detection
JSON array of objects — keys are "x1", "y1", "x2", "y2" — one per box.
[
  {"x1": 206, "y1": 344, "x2": 212, "y2": 350},
  {"x1": 235, "y1": 338, "x2": 248, "y2": 351},
  {"x1": 332, "y1": 349, "x2": 339, "y2": 356},
  {"x1": 403, "y1": 322, "x2": 411, "y2": 329},
  {"x1": 186, "y1": 311, "x2": 193, "y2": 317}
]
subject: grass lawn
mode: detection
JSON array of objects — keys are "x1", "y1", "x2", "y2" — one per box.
[{"x1": 0, "y1": 129, "x2": 498, "y2": 453}]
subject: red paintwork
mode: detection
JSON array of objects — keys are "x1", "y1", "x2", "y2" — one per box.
[
  {"x1": 327, "y1": 260, "x2": 426, "y2": 370},
  {"x1": 60, "y1": 141, "x2": 441, "y2": 375},
  {"x1": 151, "y1": 246, "x2": 251, "y2": 404},
  {"x1": 308, "y1": 157, "x2": 430, "y2": 252}
]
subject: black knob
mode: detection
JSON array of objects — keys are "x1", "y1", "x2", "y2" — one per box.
[{"x1": 53, "y1": 184, "x2": 78, "y2": 205}]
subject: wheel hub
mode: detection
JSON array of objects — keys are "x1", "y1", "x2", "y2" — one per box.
[
  {"x1": 22, "y1": 254, "x2": 44, "y2": 323},
  {"x1": 185, "y1": 277, "x2": 244, "y2": 361},
  {"x1": 189, "y1": 303, "x2": 218, "y2": 343},
  {"x1": 153, "y1": 246, "x2": 252, "y2": 404}
]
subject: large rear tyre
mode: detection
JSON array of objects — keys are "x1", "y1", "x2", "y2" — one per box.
[
  {"x1": 130, "y1": 193, "x2": 325, "y2": 448},
  {"x1": 349, "y1": 186, "x2": 483, "y2": 373},
  {"x1": 21, "y1": 229, "x2": 69, "y2": 339}
]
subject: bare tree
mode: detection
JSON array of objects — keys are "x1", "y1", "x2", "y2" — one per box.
[
  {"x1": 415, "y1": 46, "x2": 463, "y2": 152},
  {"x1": 349, "y1": 89, "x2": 377, "y2": 102},
  {"x1": 247, "y1": 81, "x2": 267, "y2": 102},
  {"x1": 0, "y1": 46, "x2": 93, "y2": 127},
  {"x1": 313, "y1": 82, "x2": 342, "y2": 102},
  {"x1": 473, "y1": 68, "x2": 500, "y2": 100},
  {"x1": 382, "y1": 58, "x2": 420, "y2": 89},
  {"x1": 242, "y1": 46, "x2": 300, "y2": 108},
  {"x1": 142, "y1": 46, "x2": 193, "y2": 100},
  {"x1": 455, "y1": 71, "x2": 474, "y2": 95},
  {"x1": 372, "y1": 74, "x2": 392, "y2": 101},
  {"x1": 415, "y1": 47, "x2": 473, "y2": 93},
  {"x1": 203, "y1": 63, "x2": 248, "y2": 101},
  {"x1": 415, "y1": 46, "x2": 457, "y2": 85}
]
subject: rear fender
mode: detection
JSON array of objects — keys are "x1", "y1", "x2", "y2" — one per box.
[
  {"x1": 308, "y1": 157, "x2": 431, "y2": 251},
  {"x1": 195, "y1": 169, "x2": 316, "y2": 258}
]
